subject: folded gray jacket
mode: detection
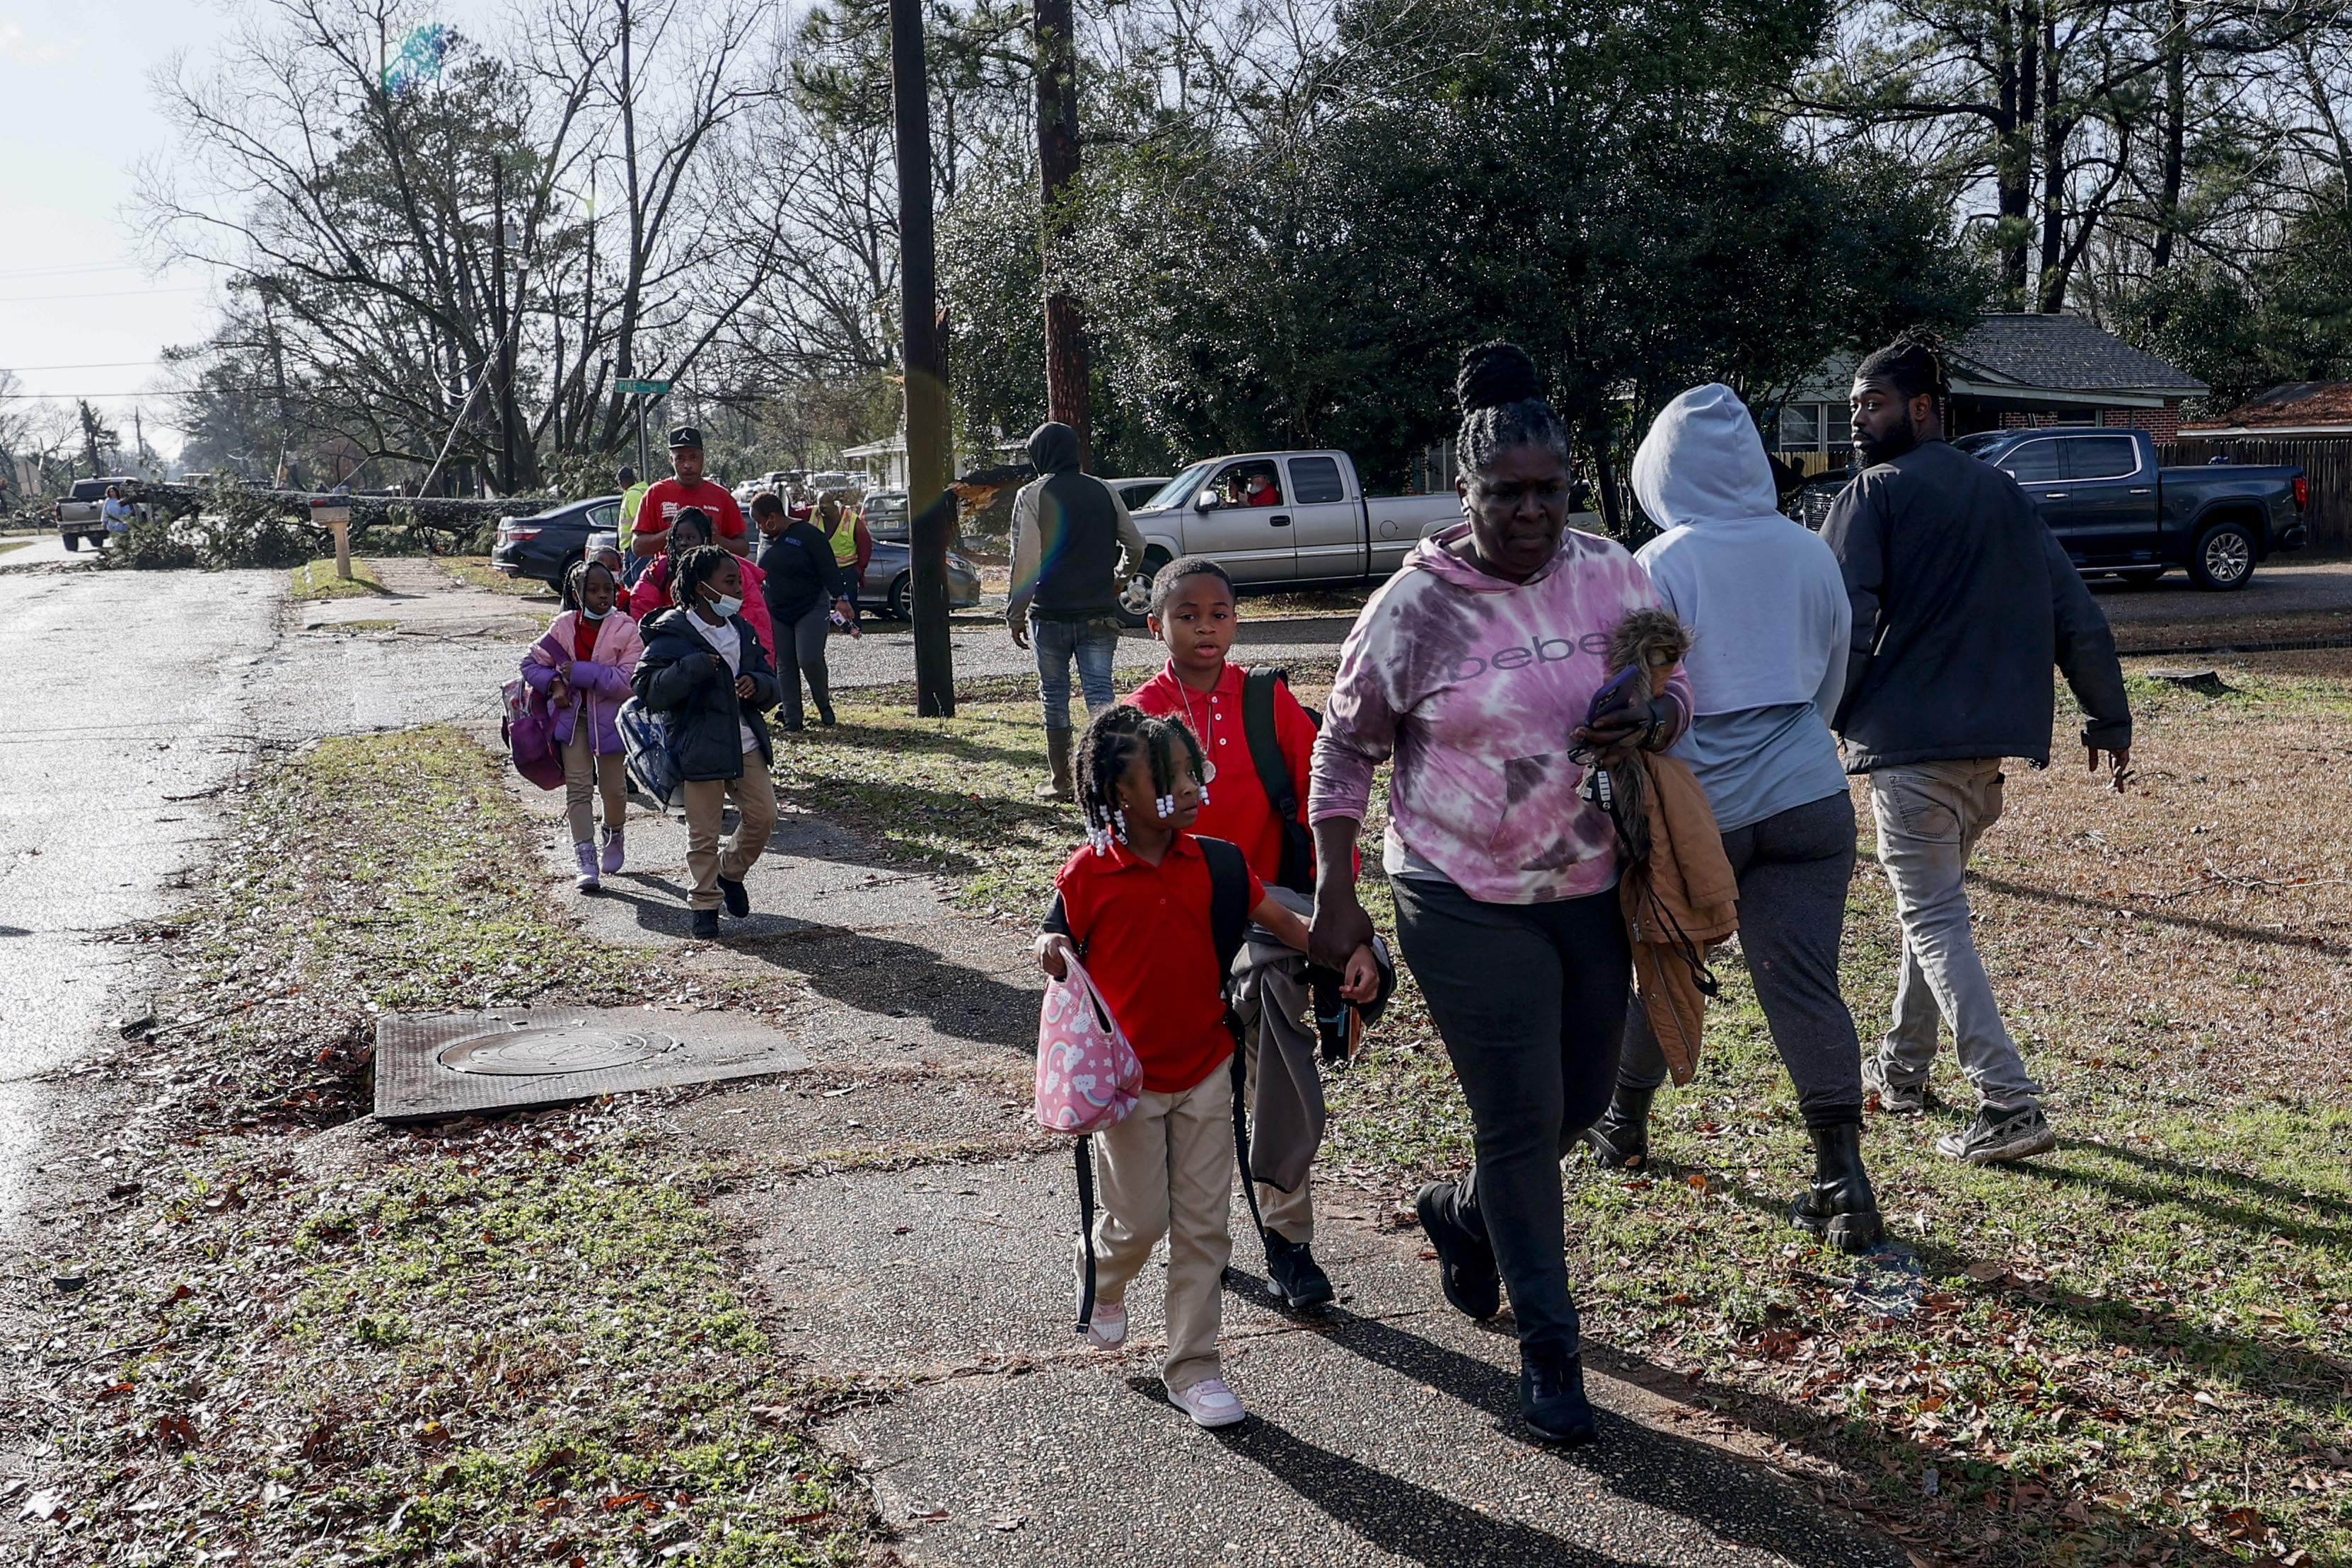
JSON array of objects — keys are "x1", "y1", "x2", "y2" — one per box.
[{"x1": 1232, "y1": 888, "x2": 1394, "y2": 1195}]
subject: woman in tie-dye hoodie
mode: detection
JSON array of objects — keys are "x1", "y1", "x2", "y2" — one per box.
[{"x1": 1307, "y1": 342, "x2": 1690, "y2": 1448}]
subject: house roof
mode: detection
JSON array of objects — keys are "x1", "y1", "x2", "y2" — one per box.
[
  {"x1": 1948, "y1": 313, "x2": 2208, "y2": 398},
  {"x1": 2179, "y1": 381, "x2": 2352, "y2": 437}
]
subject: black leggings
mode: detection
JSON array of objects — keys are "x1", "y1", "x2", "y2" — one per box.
[
  {"x1": 1618, "y1": 791, "x2": 1864, "y2": 1126},
  {"x1": 1390, "y1": 876, "x2": 1629, "y2": 1355}
]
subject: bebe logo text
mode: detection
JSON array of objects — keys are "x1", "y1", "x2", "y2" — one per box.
[{"x1": 1450, "y1": 633, "x2": 1610, "y2": 682}]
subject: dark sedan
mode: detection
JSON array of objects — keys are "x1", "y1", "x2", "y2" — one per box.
[
  {"x1": 857, "y1": 538, "x2": 984, "y2": 619},
  {"x1": 491, "y1": 495, "x2": 624, "y2": 588}
]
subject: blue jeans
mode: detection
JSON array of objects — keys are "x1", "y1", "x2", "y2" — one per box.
[{"x1": 1031, "y1": 615, "x2": 1118, "y2": 731}]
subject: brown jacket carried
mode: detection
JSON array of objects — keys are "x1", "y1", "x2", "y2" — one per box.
[{"x1": 1598, "y1": 610, "x2": 1737, "y2": 1084}]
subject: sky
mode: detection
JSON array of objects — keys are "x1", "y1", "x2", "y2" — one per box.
[{"x1": 0, "y1": 0, "x2": 492, "y2": 460}]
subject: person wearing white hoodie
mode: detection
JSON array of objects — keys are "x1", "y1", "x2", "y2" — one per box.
[{"x1": 1582, "y1": 383, "x2": 1883, "y2": 1255}]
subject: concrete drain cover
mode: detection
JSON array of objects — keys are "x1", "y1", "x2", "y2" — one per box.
[
  {"x1": 439, "y1": 1027, "x2": 676, "y2": 1076},
  {"x1": 376, "y1": 1008, "x2": 809, "y2": 1122}
]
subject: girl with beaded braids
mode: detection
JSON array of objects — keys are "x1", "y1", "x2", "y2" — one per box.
[
  {"x1": 630, "y1": 543, "x2": 784, "y2": 940},
  {"x1": 1035, "y1": 704, "x2": 1375, "y2": 1429},
  {"x1": 1304, "y1": 339, "x2": 1694, "y2": 1446}
]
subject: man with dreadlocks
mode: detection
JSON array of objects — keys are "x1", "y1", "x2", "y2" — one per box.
[
  {"x1": 1306, "y1": 341, "x2": 1693, "y2": 1446},
  {"x1": 1823, "y1": 333, "x2": 2133, "y2": 1165}
]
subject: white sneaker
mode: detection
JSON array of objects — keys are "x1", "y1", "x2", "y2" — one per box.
[
  {"x1": 1086, "y1": 1301, "x2": 1128, "y2": 1350},
  {"x1": 1169, "y1": 1377, "x2": 1246, "y2": 1428}
]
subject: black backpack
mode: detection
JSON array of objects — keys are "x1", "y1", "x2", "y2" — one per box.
[{"x1": 1240, "y1": 667, "x2": 1318, "y2": 895}]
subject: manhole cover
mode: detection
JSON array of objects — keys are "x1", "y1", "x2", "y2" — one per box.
[{"x1": 437, "y1": 1026, "x2": 678, "y2": 1077}]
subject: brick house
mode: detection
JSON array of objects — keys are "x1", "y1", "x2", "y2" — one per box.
[{"x1": 1771, "y1": 313, "x2": 2208, "y2": 474}]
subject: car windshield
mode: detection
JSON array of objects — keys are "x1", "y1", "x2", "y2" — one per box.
[
  {"x1": 1141, "y1": 463, "x2": 1213, "y2": 511},
  {"x1": 1952, "y1": 432, "x2": 2004, "y2": 455}
]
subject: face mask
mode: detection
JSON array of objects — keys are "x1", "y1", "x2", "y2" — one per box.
[
  {"x1": 706, "y1": 592, "x2": 743, "y2": 620},
  {"x1": 581, "y1": 604, "x2": 610, "y2": 621}
]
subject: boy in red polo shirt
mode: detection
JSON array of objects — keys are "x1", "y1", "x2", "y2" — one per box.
[
  {"x1": 1038, "y1": 706, "x2": 1375, "y2": 1429},
  {"x1": 1127, "y1": 555, "x2": 1340, "y2": 1306}
]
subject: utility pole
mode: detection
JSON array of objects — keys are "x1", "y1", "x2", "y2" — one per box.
[
  {"x1": 1035, "y1": 0, "x2": 1089, "y2": 461},
  {"x1": 893, "y1": 0, "x2": 955, "y2": 717},
  {"x1": 492, "y1": 158, "x2": 516, "y2": 496}
]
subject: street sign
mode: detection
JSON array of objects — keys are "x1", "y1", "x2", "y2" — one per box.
[{"x1": 615, "y1": 378, "x2": 671, "y2": 395}]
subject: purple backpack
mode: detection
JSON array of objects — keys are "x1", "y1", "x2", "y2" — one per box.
[{"x1": 501, "y1": 678, "x2": 565, "y2": 791}]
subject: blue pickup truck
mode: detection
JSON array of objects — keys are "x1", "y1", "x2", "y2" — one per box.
[{"x1": 1802, "y1": 427, "x2": 2307, "y2": 589}]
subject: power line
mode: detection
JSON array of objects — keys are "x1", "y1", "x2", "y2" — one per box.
[
  {"x1": 0, "y1": 360, "x2": 168, "y2": 372},
  {"x1": 0, "y1": 286, "x2": 207, "y2": 304},
  {"x1": 0, "y1": 262, "x2": 151, "y2": 281}
]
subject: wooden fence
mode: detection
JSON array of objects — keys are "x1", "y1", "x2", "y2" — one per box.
[{"x1": 2160, "y1": 437, "x2": 2351, "y2": 554}]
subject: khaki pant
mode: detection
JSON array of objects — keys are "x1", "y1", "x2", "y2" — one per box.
[
  {"x1": 680, "y1": 749, "x2": 778, "y2": 911},
  {"x1": 562, "y1": 724, "x2": 627, "y2": 845},
  {"x1": 1870, "y1": 760, "x2": 2042, "y2": 1108},
  {"x1": 1243, "y1": 1031, "x2": 1314, "y2": 1244},
  {"x1": 1083, "y1": 1060, "x2": 1234, "y2": 1394}
]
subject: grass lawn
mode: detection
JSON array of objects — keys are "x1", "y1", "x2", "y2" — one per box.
[
  {"x1": 441, "y1": 554, "x2": 556, "y2": 598},
  {"x1": 288, "y1": 557, "x2": 388, "y2": 600},
  {"x1": 22, "y1": 728, "x2": 864, "y2": 1565},
  {"x1": 789, "y1": 650, "x2": 2352, "y2": 1567},
  {"x1": 0, "y1": 538, "x2": 32, "y2": 557}
]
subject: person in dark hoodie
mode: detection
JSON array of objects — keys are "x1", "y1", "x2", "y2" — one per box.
[
  {"x1": 1823, "y1": 335, "x2": 2133, "y2": 1165},
  {"x1": 1005, "y1": 421, "x2": 1147, "y2": 800},
  {"x1": 631, "y1": 545, "x2": 784, "y2": 941},
  {"x1": 1584, "y1": 383, "x2": 1882, "y2": 1254}
]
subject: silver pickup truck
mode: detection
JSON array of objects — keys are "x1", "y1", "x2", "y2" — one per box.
[
  {"x1": 1120, "y1": 450, "x2": 1459, "y2": 619},
  {"x1": 53, "y1": 475, "x2": 147, "y2": 551}
]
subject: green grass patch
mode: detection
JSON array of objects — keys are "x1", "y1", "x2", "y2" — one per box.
[
  {"x1": 441, "y1": 554, "x2": 555, "y2": 598},
  {"x1": 0, "y1": 538, "x2": 32, "y2": 557},
  {"x1": 23, "y1": 725, "x2": 854, "y2": 1562},
  {"x1": 289, "y1": 557, "x2": 389, "y2": 600}
]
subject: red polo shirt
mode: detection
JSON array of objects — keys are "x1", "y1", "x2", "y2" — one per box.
[
  {"x1": 1128, "y1": 663, "x2": 1317, "y2": 888},
  {"x1": 1053, "y1": 832, "x2": 1261, "y2": 1093}
]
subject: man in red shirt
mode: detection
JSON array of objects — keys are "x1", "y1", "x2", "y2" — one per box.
[{"x1": 631, "y1": 426, "x2": 750, "y2": 559}]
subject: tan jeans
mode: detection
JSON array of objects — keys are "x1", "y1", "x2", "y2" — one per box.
[
  {"x1": 1244, "y1": 1030, "x2": 1314, "y2": 1244},
  {"x1": 680, "y1": 749, "x2": 778, "y2": 911},
  {"x1": 1084, "y1": 1060, "x2": 1234, "y2": 1393},
  {"x1": 562, "y1": 724, "x2": 627, "y2": 845}
]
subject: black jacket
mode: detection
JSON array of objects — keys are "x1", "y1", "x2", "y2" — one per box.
[
  {"x1": 758, "y1": 520, "x2": 849, "y2": 626},
  {"x1": 1823, "y1": 439, "x2": 2131, "y2": 772},
  {"x1": 630, "y1": 607, "x2": 782, "y2": 780}
]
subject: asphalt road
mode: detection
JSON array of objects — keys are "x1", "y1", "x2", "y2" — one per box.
[{"x1": 0, "y1": 563, "x2": 280, "y2": 1225}]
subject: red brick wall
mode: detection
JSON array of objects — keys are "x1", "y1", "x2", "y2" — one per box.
[{"x1": 1996, "y1": 404, "x2": 2182, "y2": 438}]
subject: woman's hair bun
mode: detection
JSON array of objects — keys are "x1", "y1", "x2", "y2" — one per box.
[{"x1": 1456, "y1": 340, "x2": 1542, "y2": 413}]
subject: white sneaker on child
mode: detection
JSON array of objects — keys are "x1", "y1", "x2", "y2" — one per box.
[
  {"x1": 1169, "y1": 1378, "x2": 1246, "y2": 1429},
  {"x1": 1085, "y1": 1300, "x2": 1128, "y2": 1350}
]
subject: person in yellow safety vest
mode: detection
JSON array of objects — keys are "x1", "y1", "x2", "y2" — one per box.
[
  {"x1": 818, "y1": 492, "x2": 871, "y2": 620},
  {"x1": 615, "y1": 464, "x2": 651, "y2": 584}
]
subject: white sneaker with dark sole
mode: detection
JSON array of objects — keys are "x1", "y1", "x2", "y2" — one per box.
[
  {"x1": 1169, "y1": 1377, "x2": 1246, "y2": 1428},
  {"x1": 1935, "y1": 1103, "x2": 2056, "y2": 1163}
]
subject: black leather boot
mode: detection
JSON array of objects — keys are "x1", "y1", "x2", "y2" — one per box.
[
  {"x1": 1790, "y1": 1120, "x2": 1884, "y2": 1253},
  {"x1": 1519, "y1": 1340, "x2": 1599, "y2": 1445},
  {"x1": 1582, "y1": 1084, "x2": 1655, "y2": 1169},
  {"x1": 1037, "y1": 727, "x2": 1075, "y2": 801}
]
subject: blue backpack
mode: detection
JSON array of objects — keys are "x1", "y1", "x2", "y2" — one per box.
[{"x1": 615, "y1": 697, "x2": 684, "y2": 810}]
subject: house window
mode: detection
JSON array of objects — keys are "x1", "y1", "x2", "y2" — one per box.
[{"x1": 1778, "y1": 404, "x2": 1821, "y2": 451}]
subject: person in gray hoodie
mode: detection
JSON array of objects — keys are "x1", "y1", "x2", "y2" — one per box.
[{"x1": 1584, "y1": 383, "x2": 1882, "y2": 1253}]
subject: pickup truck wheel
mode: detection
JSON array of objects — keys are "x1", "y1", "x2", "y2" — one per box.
[
  {"x1": 1116, "y1": 547, "x2": 1173, "y2": 630},
  {"x1": 62, "y1": 533, "x2": 79, "y2": 552},
  {"x1": 2188, "y1": 521, "x2": 2256, "y2": 591}
]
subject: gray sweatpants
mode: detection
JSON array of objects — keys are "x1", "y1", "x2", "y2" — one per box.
[
  {"x1": 775, "y1": 600, "x2": 833, "y2": 728},
  {"x1": 1867, "y1": 759, "x2": 2042, "y2": 1108},
  {"x1": 1618, "y1": 791, "x2": 1865, "y2": 1126}
]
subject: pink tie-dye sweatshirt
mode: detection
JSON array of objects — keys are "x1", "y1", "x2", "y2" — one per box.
[{"x1": 1309, "y1": 523, "x2": 1691, "y2": 905}]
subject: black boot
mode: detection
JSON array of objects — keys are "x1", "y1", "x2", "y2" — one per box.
[
  {"x1": 1037, "y1": 727, "x2": 1075, "y2": 801},
  {"x1": 1263, "y1": 1231, "x2": 1335, "y2": 1309},
  {"x1": 811, "y1": 678, "x2": 836, "y2": 727},
  {"x1": 1582, "y1": 1084, "x2": 1655, "y2": 1169},
  {"x1": 1415, "y1": 1180, "x2": 1500, "y2": 1320},
  {"x1": 1519, "y1": 1341, "x2": 1599, "y2": 1446},
  {"x1": 1790, "y1": 1120, "x2": 1884, "y2": 1254}
]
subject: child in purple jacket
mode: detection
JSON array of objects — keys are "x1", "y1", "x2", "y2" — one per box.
[{"x1": 521, "y1": 560, "x2": 645, "y2": 891}]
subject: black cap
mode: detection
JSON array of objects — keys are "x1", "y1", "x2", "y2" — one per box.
[{"x1": 667, "y1": 426, "x2": 702, "y2": 450}]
